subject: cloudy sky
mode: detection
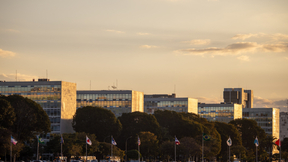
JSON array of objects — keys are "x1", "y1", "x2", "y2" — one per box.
[{"x1": 1, "y1": 0, "x2": 287, "y2": 111}]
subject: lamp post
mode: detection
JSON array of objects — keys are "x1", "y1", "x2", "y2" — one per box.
[{"x1": 125, "y1": 136, "x2": 132, "y2": 162}]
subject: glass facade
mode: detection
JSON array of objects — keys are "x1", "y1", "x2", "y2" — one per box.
[
  {"x1": 77, "y1": 90, "x2": 143, "y2": 117},
  {"x1": 198, "y1": 104, "x2": 242, "y2": 123},
  {"x1": 145, "y1": 100, "x2": 188, "y2": 114}
]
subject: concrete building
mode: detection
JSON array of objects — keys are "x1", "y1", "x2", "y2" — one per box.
[
  {"x1": 223, "y1": 88, "x2": 253, "y2": 108},
  {"x1": 243, "y1": 108, "x2": 280, "y2": 154},
  {"x1": 0, "y1": 79, "x2": 77, "y2": 139},
  {"x1": 144, "y1": 94, "x2": 198, "y2": 114},
  {"x1": 77, "y1": 90, "x2": 144, "y2": 117},
  {"x1": 198, "y1": 103, "x2": 243, "y2": 123},
  {"x1": 280, "y1": 112, "x2": 288, "y2": 140}
]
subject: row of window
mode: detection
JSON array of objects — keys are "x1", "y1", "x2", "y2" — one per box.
[
  {"x1": 243, "y1": 112, "x2": 272, "y2": 117},
  {"x1": 77, "y1": 93, "x2": 132, "y2": 100},
  {"x1": 51, "y1": 125, "x2": 60, "y2": 131},
  {"x1": 0, "y1": 85, "x2": 61, "y2": 93},
  {"x1": 38, "y1": 101, "x2": 61, "y2": 108},
  {"x1": 49, "y1": 117, "x2": 61, "y2": 123},
  {"x1": 77, "y1": 100, "x2": 132, "y2": 108},
  {"x1": 45, "y1": 109, "x2": 61, "y2": 116},
  {"x1": 145, "y1": 101, "x2": 188, "y2": 107},
  {"x1": 0, "y1": 92, "x2": 61, "y2": 101},
  {"x1": 199, "y1": 112, "x2": 233, "y2": 118}
]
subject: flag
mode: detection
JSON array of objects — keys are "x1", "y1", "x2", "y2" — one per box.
[
  {"x1": 275, "y1": 139, "x2": 281, "y2": 147},
  {"x1": 175, "y1": 136, "x2": 180, "y2": 145},
  {"x1": 86, "y1": 136, "x2": 92, "y2": 145},
  {"x1": 11, "y1": 136, "x2": 17, "y2": 145},
  {"x1": 227, "y1": 137, "x2": 232, "y2": 146},
  {"x1": 203, "y1": 133, "x2": 211, "y2": 141},
  {"x1": 38, "y1": 136, "x2": 45, "y2": 144},
  {"x1": 60, "y1": 135, "x2": 64, "y2": 144},
  {"x1": 254, "y1": 137, "x2": 259, "y2": 147},
  {"x1": 138, "y1": 136, "x2": 141, "y2": 146},
  {"x1": 111, "y1": 137, "x2": 117, "y2": 145}
]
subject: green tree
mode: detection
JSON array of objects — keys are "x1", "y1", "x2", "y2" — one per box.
[
  {"x1": 0, "y1": 95, "x2": 51, "y2": 142},
  {"x1": 159, "y1": 141, "x2": 174, "y2": 161},
  {"x1": 0, "y1": 98, "x2": 15, "y2": 129},
  {"x1": 214, "y1": 121, "x2": 242, "y2": 161},
  {"x1": 118, "y1": 112, "x2": 161, "y2": 150},
  {"x1": 72, "y1": 106, "x2": 122, "y2": 141},
  {"x1": 138, "y1": 131, "x2": 159, "y2": 160},
  {"x1": 126, "y1": 150, "x2": 141, "y2": 160},
  {"x1": 178, "y1": 137, "x2": 202, "y2": 161},
  {"x1": 229, "y1": 118, "x2": 267, "y2": 161},
  {"x1": 45, "y1": 133, "x2": 99, "y2": 162}
]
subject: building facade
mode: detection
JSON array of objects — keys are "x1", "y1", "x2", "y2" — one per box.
[
  {"x1": 77, "y1": 90, "x2": 144, "y2": 117},
  {"x1": 223, "y1": 88, "x2": 253, "y2": 108},
  {"x1": 198, "y1": 103, "x2": 243, "y2": 123},
  {"x1": 144, "y1": 94, "x2": 198, "y2": 114},
  {"x1": 0, "y1": 79, "x2": 77, "y2": 139},
  {"x1": 243, "y1": 108, "x2": 280, "y2": 154},
  {"x1": 280, "y1": 112, "x2": 288, "y2": 140}
]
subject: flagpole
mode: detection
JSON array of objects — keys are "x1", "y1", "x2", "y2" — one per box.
[
  {"x1": 229, "y1": 145, "x2": 230, "y2": 162},
  {"x1": 174, "y1": 137, "x2": 176, "y2": 162},
  {"x1": 256, "y1": 145, "x2": 258, "y2": 162},
  {"x1": 138, "y1": 140, "x2": 140, "y2": 162},
  {"x1": 280, "y1": 143, "x2": 281, "y2": 162},
  {"x1": 202, "y1": 133, "x2": 204, "y2": 162},
  {"x1": 111, "y1": 136, "x2": 113, "y2": 161},
  {"x1": 10, "y1": 136, "x2": 12, "y2": 162},
  {"x1": 37, "y1": 136, "x2": 39, "y2": 160},
  {"x1": 86, "y1": 142, "x2": 87, "y2": 162}
]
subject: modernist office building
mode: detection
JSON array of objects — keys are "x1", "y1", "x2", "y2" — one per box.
[
  {"x1": 243, "y1": 108, "x2": 280, "y2": 154},
  {"x1": 77, "y1": 90, "x2": 144, "y2": 117},
  {"x1": 280, "y1": 112, "x2": 288, "y2": 140},
  {"x1": 144, "y1": 94, "x2": 198, "y2": 114},
  {"x1": 198, "y1": 103, "x2": 243, "y2": 123},
  {"x1": 0, "y1": 79, "x2": 77, "y2": 138},
  {"x1": 223, "y1": 88, "x2": 253, "y2": 108}
]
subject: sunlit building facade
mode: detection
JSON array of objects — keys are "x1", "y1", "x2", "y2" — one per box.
[
  {"x1": 77, "y1": 90, "x2": 144, "y2": 117},
  {"x1": 144, "y1": 94, "x2": 198, "y2": 114},
  {"x1": 0, "y1": 79, "x2": 77, "y2": 139},
  {"x1": 198, "y1": 103, "x2": 243, "y2": 123},
  {"x1": 223, "y1": 88, "x2": 253, "y2": 108},
  {"x1": 243, "y1": 108, "x2": 280, "y2": 154},
  {"x1": 280, "y1": 112, "x2": 288, "y2": 140}
]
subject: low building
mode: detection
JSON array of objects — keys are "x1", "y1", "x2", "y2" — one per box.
[
  {"x1": 0, "y1": 79, "x2": 77, "y2": 139},
  {"x1": 243, "y1": 108, "x2": 280, "y2": 154},
  {"x1": 144, "y1": 94, "x2": 198, "y2": 114},
  {"x1": 198, "y1": 103, "x2": 243, "y2": 123},
  {"x1": 77, "y1": 90, "x2": 144, "y2": 117},
  {"x1": 280, "y1": 112, "x2": 288, "y2": 140}
]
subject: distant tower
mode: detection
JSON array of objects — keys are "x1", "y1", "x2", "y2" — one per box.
[{"x1": 223, "y1": 88, "x2": 253, "y2": 108}]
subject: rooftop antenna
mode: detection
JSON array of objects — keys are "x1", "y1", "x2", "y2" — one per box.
[
  {"x1": 111, "y1": 80, "x2": 118, "y2": 90},
  {"x1": 46, "y1": 69, "x2": 48, "y2": 79}
]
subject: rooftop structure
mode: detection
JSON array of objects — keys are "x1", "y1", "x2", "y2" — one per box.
[{"x1": 223, "y1": 88, "x2": 253, "y2": 108}]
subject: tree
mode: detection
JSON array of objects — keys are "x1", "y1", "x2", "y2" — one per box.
[
  {"x1": 138, "y1": 131, "x2": 159, "y2": 160},
  {"x1": 178, "y1": 137, "x2": 202, "y2": 161},
  {"x1": 117, "y1": 112, "x2": 161, "y2": 150},
  {"x1": 0, "y1": 98, "x2": 15, "y2": 129},
  {"x1": 72, "y1": 106, "x2": 122, "y2": 141},
  {"x1": 229, "y1": 118, "x2": 267, "y2": 161},
  {"x1": 0, "y1": 95, "x2": 51, "y2": 142},
  {"x1": 214, "y1": 121, "x2": 242, "y2": 161},
  {"x1": 45, "y1": 133, "x2": 99, "y2": 162},
  {"x1": 159, "y1": 141, "x2": 174, "y2": 161}
]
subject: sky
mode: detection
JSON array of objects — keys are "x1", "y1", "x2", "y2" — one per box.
[{"x1": 0, "y1": 0, "x2": 288, "y2": 111}]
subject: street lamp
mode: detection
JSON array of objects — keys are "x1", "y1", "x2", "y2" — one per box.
[{"x1": 125, "y1": 136, "x2": 132, "y2": 162}]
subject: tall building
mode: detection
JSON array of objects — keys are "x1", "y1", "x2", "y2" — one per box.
[
  {"x1": 77, "y1": 90, "x2": 144, "y2": 117},
  {"x1": 0, "y1": 79, "x2": 77, "y2": 139},
  {"x1": 243, "y1": 108, "x2": 280, "y2": 154},
  {"x1": 223, "y1": 88, "x2": 253, "y2": 108},
  {"x1": 280, "y1": 112, "x2": 288, "y2": 140},
  {"x1": 144, "y1": 93, "x2": 198, "y2": 114},
  {"x1": 198, "y1": 103, "x2": 242, "y2": 123}
]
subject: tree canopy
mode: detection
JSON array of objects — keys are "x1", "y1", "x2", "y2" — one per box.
[{"x1": 72, "y1": 106, "x2": 122, "y2": 141}]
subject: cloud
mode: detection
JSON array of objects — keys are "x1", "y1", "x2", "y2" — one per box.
[
  {"x1": 6, "y1": 29, "x2": 20, "y2": 33},
  {"x1": 0, "y1": 73, "x2": 38, "y2": 81},
  {"x1": 105, "y1": 29, "x2": 125, "y2": 34},
  {"x1": 237, "y1": 55, "x2": 250, "y2": 61},
  {"x1": 0, "y1": 49, "x2": 16, "y2": 58},
  {"x1": 232, "y1": 33, "x2": 288, "y2": 41},
  {"x1": 140, "y1": 45, "x2": 158, "y2": 49},
  {"x1": 176, "y1": 42, "x2": 259, "y2": 56},
  {"x1": 262, "y1": 43, "x2": 288, "y2": 52},
  {"x1": 254, "y1": 96, "x2": 288, "y2": 112},
  {"x1": 137, "y1": 33, "x2": 151, "y2": 36},
  {"x1": 196, "y1": 96, "x2": 222, "y2": 104},
  {"x1": 182, "y1": 39, "x2": 211, "y2": 45}
]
